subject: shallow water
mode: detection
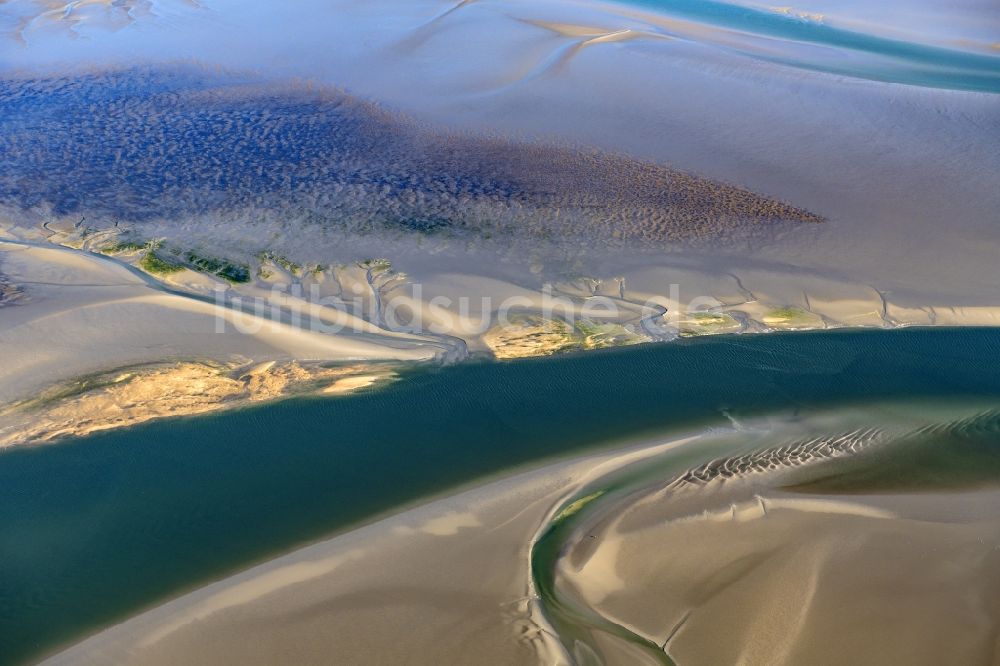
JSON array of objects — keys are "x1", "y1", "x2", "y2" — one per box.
[
  {"x1": 3, "y1": 328, "x2": 1000, "y2": 664},
  {"x1": 620, "y1": 0, "x2": 1000, "y2": 92}
]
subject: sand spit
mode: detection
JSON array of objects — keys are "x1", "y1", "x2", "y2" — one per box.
[
  {"x1": 36, "y1": 458, "x2": 588, "y2": 666},
  {"x1": 0, "y1": 237, "x2": 442, "y2": 445},
  {"x1": 0, "y1": 359, "x2": 397, "y2": 448}
]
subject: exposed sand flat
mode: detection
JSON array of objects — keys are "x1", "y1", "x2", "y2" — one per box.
[
  {"x1": 0, "y1": 69, "x2": 823, "y2": 253},
  {"x1": 2, "y1": 32, "x2": 996, "y2": 382},
  {"x1": 0, "y1": 360, "x2": 398, "y2": 447},
  {"x1": 247, "y1": 0, "x2": 996, "y2": 301},
  {"x1": 541, "y1": 406, "x2": 1000, "y2": 664},
  {"x1": 561, "y1": 487, "x2": 1000, "y2": 665},
  {"x1": 2, "y1": 1, "x2": 997, "y2": 313},
  {"x1": 0, "y1": 239, "x2": 441, "y2": 442},
  {"x1": 0, "y1": 0, "x2": 996, "y2": 663},
  {"x1": 0, "y1": 270, "x2": 26, "y2": 307}
]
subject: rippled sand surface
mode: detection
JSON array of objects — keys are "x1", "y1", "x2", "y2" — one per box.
[{"x1": 545, "y1": 407, "x2": 1000, "y2": 664}]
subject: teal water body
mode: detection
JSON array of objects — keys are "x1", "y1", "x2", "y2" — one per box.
[
  {"x1": 3, "y1": 328, "x2": 1000, "y2": 664},
  {"x1": 619, "y1": 0, "x2": 1000, "y2": 92}
]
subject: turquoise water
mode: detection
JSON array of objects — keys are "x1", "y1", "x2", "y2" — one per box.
[
  {"x1": 619, "y1": 0, "x2": 1000, "y2": 92},
  {"x1": 3, "y1": 328, "x2": 1000, "y2": 664}
]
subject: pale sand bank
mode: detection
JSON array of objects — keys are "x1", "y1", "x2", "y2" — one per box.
[
  {"x1": 562, "y1": 487, "x2": 1000, "y2": 665},
  {"x1": 547, "y1": 407, "x2": 1000, "y2": 664},
  {"x1": 0, "y1": 360, "x2": 399, "y2": 448},
  {"x1": 0, "y1": 239, "x2": 442, "y2": 446},
  {"x1": 0, "y1": 240, "x2": 436, "y2": 401}
]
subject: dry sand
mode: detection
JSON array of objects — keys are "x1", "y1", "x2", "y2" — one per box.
[{"x1": 0, "y1": 360, "x2": 398, "y2": 447}]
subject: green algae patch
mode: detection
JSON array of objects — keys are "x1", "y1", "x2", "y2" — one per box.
[{"x1": 139, "y1": 252, "x2": 184, "y2": 275}]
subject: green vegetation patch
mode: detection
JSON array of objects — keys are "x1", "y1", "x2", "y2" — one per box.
[
  {"x1": 140, "y1": 251, "x2": 184, "y2": 275},
  {"x1": 679, "y1": 311, "x2": 742, "y2": 337},
  {"x1": 553, "y1": 491, "x2": 606, "y2": 523},
  {"x1": 575, "y1": 320, "x2": 648, "y2": 349},
  {"x1": 767, "y1": 307, "x2": 807, "y2": 320},
  {"x1": 358, "y1": 258, "x2": 391, "y2": 273},
  {"x1": 185, "y1": 251, "x2": 250, "y2": 283},
  {"x1": 761, "y1": 306, "x2": 822, "y2": 329},
  {"x1": 100, "y1": 240, "x2": 146, "y2": 255},
  {"x1": 258, "y1": 251, "x2": 302, "y2": 276}
]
